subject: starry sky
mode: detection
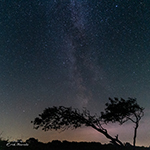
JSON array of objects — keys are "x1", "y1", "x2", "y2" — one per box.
[{"x1": 0, "y1": 0, "x2": 150, "y2": 147}]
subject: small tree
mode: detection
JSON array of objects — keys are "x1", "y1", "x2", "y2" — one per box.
[{"x1": 101, "y1": 97, "x2": 144, "y2": 147}]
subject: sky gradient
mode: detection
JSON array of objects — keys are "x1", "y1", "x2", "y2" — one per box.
[{"x1": 0, "y1": 0, "x2": 150, "y2": 147}]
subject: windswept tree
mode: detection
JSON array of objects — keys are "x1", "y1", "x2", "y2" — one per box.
[
  {"x1": 32, "y1": 98, "x2": 144, "y2": 147},
  {"x1": 101, "y1": 97, "x2": 144, "y2": 147},
  {"x1": 32, "y1": 106, "x2": 124, "y2": 146}
]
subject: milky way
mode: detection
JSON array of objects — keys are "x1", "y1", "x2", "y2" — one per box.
[{"x1": 58, "y1": 0, "x2": 105, "y2": 107}]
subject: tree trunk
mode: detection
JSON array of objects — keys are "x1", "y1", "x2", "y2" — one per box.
[
  {"x1": 133, "y1": 122, "x2": 138, "y2": 147},
  {"x1": 91, "y1": 124, "x2": 124, "y2": 147}
]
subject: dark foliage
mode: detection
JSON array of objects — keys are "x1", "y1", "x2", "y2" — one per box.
[
  {"x1": 101, "y1": 97, "x2": 144, "y2": 124},
  {"x1": 31, "y1": 106, "x2": 99, "y2": 131},
  {"x1": 101, "y1": 97, "x2": 144, "y2": 147},
  {"x1": 26, "y1": 137, "x2": 39, "y2": 145}
]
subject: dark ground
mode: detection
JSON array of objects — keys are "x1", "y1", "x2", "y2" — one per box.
[{"x1": 0, "y1": 139, "x2": 149, "y2": 150}]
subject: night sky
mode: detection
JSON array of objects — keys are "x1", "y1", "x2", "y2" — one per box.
[{"x1": 0, "y1": 0, "x2": 150, "y2": 146}]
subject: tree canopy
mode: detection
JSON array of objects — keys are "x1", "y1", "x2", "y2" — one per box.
[
  {"x1": 32, "y1": 106, "x2": 100, "y2": 131},
  {"x1": 101, "y1": 97, "x2": 144, "y2": 147},
  {"x1": 101, "y1": 97, "x2": 144, "y2": 124}
]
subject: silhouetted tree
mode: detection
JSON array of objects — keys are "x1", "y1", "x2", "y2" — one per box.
[
  {"x1": 32, "y1": 106, "x2": 124, "y2": 146},
  {"x1": 101, "y1": 97, "x2": 144, "y2": 147},
  {"x1": 32, "y1": 98, "x2": 144, "y2": 147}
]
